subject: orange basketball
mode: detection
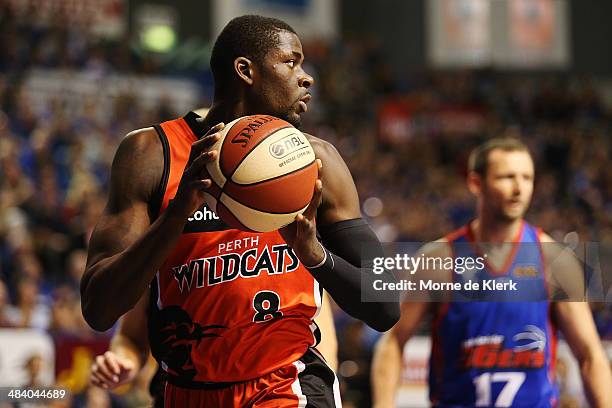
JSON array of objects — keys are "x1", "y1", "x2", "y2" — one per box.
[{"x1": 204, "y1": 115, "x2": 317, "y2": 232}]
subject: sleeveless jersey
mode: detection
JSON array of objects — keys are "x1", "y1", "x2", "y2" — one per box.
[
  {"x1": 148, "y1": 113, "x2": 322, "y2": 386},
  {"x1": 429, "y1": 221, "x2": 559, "y2": 407}
]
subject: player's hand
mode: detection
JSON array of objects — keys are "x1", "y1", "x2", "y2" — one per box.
[
  {"x1": 90, "y1": 351, "x2": 137, "y2": 390},
  {"x1": 280, "y1": 159, "x2": 325, "y2": 267},
  {"x1": 169, "y1": 122, "x2": 224, "y2": 219}
]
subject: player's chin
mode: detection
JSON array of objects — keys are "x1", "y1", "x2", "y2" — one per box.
[
  {"x1": 502, "y1": 206, "x2": 527, "y2": 221},
  {"x1": 284, "y1": 111, "x2": 302, "y2": 128}
]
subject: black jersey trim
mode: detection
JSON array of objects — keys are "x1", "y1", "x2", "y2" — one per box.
[
  {"x1": 183, "y1": 111, "x2": 208, "y2": 137},
  {"x1": 151, "y1": 124, "x2": 171, "y2": 219}
]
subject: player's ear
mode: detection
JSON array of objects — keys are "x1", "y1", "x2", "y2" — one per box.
[
  {"x1": 234, "y1": 57, "x2": 254, "y2": 86},
  {"x1": 467, "y1": 171, "x2": 482, "y2": 196}
]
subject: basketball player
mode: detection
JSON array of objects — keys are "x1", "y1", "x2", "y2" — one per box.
[
  {"x1": 87, "y1": 108, "x2": 339, "y2": 404},
  {"x1": 371, "y1": 138, "x2": 612, "y2": 407},
  {"x1": 81, "y1": 15, "x2": 399, "y2": 407}
]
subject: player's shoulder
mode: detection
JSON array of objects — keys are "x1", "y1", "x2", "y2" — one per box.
[
  {"x1": 110, "y1": 127, "x2": 164, "y2": 199},
  {"x1": 536, "y1": 230, "x2": 555, "y2": 243},
  {"x1": 303, "y1": 133, "x2": 341, "y2": 161},
  {"x1": 114, "y1": 127, "x2": 164, "y2": 169},
  {"x1": 121, "y1": 127, "x2": 161, "y2": 154},
  {"x1": 420, "y1": 237, "x2": 451, "y2": 258}
]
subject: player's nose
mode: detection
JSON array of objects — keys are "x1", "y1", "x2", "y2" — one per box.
[{"x1": 299, "y1": 69, "x2": 314, "y2": 88}]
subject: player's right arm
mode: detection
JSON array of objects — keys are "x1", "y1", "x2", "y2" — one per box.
[
  {"x1": 81, "y1": 124, "x2": 224, "y2": 331},
  {"x1": 371, "y1": 301, "x2": 429, "y2": 408}
]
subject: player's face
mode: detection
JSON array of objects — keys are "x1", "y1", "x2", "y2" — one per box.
[
  {"x1": 251, "y1": 30, "x2": 314, "y2": 128},
  {"x1": 481, "y1": 149, "x2": 534, "y2": 221}
]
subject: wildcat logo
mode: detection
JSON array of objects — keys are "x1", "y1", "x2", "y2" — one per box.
[
  {"x1": 172, "y1": 244, "x2": 299, "y2": 292},
  {"x1": 231, "y1": 116, "x2": 277, "y2": 148},
  {"x1": 154, "y1": 306, "x2": 226, "y2": 381},
  {"x1": 269, "y1": 134, "x2": 307, "y2": 159}
]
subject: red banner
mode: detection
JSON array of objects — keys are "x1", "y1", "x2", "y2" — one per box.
[{"x1": 378, "y1": 99, "x2": 486, "y2": 143}]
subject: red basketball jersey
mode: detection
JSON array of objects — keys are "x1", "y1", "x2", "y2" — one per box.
[{"x1": 148, "y1": 113, "x2": 322, "y2": 385}]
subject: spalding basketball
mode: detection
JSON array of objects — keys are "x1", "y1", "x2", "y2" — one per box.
[{"x1": 204, "y1": 115, "x2": 317, "y2": 232}]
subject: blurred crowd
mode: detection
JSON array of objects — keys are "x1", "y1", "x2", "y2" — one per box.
[{"x1": 1, "y1": 4, "x2": 611, "y2": 407}]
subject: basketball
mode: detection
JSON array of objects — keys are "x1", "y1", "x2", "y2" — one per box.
[{"x1": 204, "y1": 115, "x2": 318, "y2": 232}]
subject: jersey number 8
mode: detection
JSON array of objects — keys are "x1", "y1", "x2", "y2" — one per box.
[{"x1": 252, "y1": 291, "x2": 283, "y2": 323}]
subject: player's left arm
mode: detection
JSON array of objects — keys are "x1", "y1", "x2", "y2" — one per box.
[
  {"x1": 280, "y1": 135, "x2": 400, "y2": 332},
  {"x1": 553, "y1": 301, "x2": 612, "y2": 408}
]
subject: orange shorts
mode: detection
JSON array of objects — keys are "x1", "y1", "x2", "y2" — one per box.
[{"x1": 163, "y1": 349, "x2": 341, "y2": 407}]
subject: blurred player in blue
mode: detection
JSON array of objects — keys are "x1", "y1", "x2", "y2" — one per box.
[{"x1": 372, "y1": 138, "x2": 612, "y2": 407}]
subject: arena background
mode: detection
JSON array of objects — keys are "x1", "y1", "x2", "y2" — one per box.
[{"x1": 0, "y1": 0, "x2": 611, "y2": 407}]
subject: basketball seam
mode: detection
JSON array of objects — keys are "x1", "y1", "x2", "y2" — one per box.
[
  {"x1": 220, "y1": 192, "x2": 310, "y2": 215},
  {"x1": 225, "y1": 123, "x2": 293, "y2": 181},
  {"x1": 228, "y1": 159, "x2": 316, "y2": 187},
  {"x1": 217, "y1": 200, "x2": 256, "y2": 232},
  {"x1": 218, "y1": 118, "x2": 244, "y2": 179}
]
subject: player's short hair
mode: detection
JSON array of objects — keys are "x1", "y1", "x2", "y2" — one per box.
[
  {"x1": 210, "y1": 15, "x2": 296, "y2": 92},
  {"x1": 468, "y1": 138, "x2": 531, "y2": 176}
]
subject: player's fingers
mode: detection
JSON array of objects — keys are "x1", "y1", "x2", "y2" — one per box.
[
  {"x1": 104, "y1": 351, "x2": 121, "y2": 376},
  {"x1": 293, "y1": 214, "x2": 317, "y2": 245},
  {"x1": 203, "y1": 122, "x2": 225, "y2": 137},
  {"x1": 90, "y1": 376, "x2": 103, "y2": 388},
  {"x1": 191, "y1": 179, "x2": 213, "y2": 191},
  {"x1": 303, "y1": 179, "x2": 323, "y2": 219},
  {"x1": 91, "y1": 371, "x2": 113, "y2": 388},
  {"x1": 93, "y1": 355, "x2": 119, "y2": 383},
  {"x1": 187, "y1": 123, "x2": 224, "y2": 162},
  {"x1": 189, "y1": 150, "x2": 217, "y2": 178},
  {"x1": 116, "y1": 356, "x2": 136, "y2": 372},
  {"x1": 91, "y1": 368, "x2": 113, "y2": 388},
  {"x1": 193, "y1": 127, "x2": 222, "y2": 150}
]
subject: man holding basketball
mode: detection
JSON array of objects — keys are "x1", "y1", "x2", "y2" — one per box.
[
  {"x1": 371, "y1": 139, "x2": 612, "y2": 407},
  {"x1": 81, "y1": 15, "x2": 399, "y2": 407}
]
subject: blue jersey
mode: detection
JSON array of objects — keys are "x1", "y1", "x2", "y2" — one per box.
[{"x1": 429, "y1": 221, "x2": 559, "y2": 407}]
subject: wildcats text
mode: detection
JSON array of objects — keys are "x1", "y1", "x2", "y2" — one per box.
[{"x1": 172, "y1": 243, "x2": 299, "y2": 293}]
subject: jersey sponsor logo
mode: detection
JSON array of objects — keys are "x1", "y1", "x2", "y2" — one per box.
[
  {"x1": 183, "y1": 204, "x2": 230, "y2": 233},
  {"x1": 172, "y1": 244, "x2": 300, "y2": 293},
  {"x1": 231, "y1": 116, "x2": 277, "y2": 148},
  {"x1": 513, "y1": 265, "x2": 539, "y2": 277},
  {"x1": 461, "y1": 328, "x2": 546, "y2": 369},
  {"x1": 188, "y1": 206, "x2": 219, "y2": 222}
]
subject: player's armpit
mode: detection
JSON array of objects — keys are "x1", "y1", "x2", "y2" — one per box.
[{"x1": 553, "y1": 302, "x2": 612, "y2": 407}]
